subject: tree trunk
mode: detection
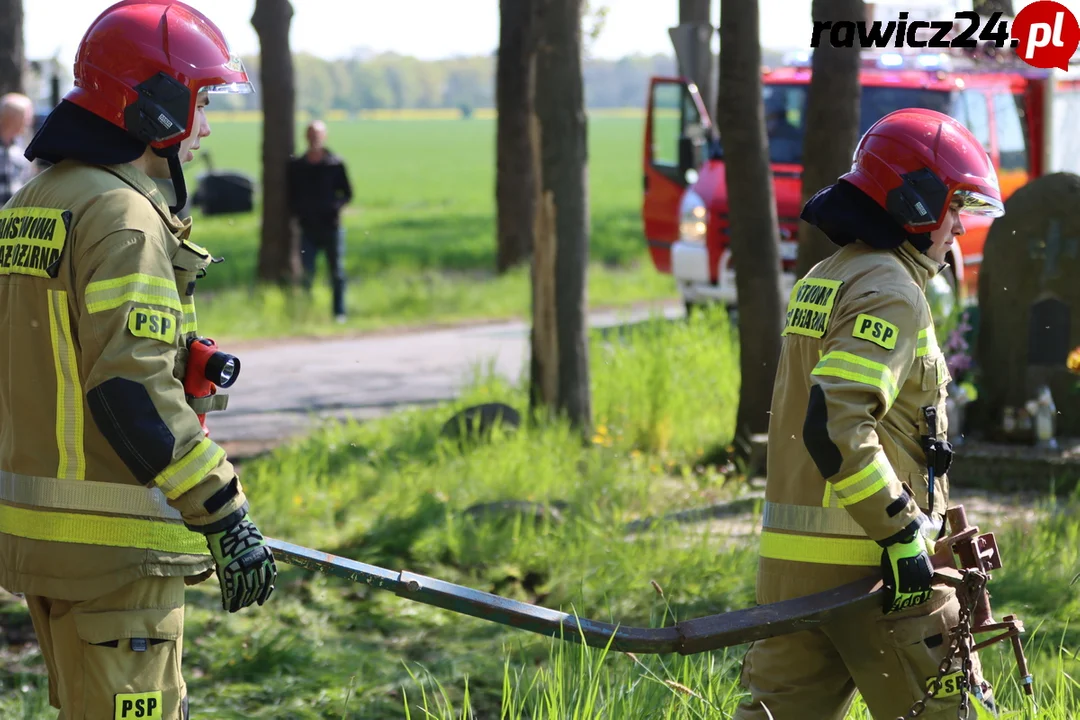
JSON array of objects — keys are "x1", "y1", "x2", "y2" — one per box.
[
  {"x1": 795, "y1": 0, "x2": 863, "y2": 279},
  {"x1": 680, "y1": 0, "x2": 710, "y2": 21},
  {"x1": 252, "y1": 0, "x2": 301, "y2": 285},
  {"x1": 495, "y1": 0, "x2": 537, "y2": 273},
  {"x1": 529, "y1": 0, "x2": 591, "y2": 432},
  {"x1": 673, "y1": 0, "x2": 715, "y2": 112},
  {"x1": 717, "y1": 0, "x2": 784, "y2": 443},
  {"x1": 0, "y1": 0, "x2": 23, "y2": 96},
  {"x1": 973, "y1": 0, "x2": 1013, "y2": 15}
]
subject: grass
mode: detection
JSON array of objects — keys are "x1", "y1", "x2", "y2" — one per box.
[
  {"x1": 181, "y1": 114, "x2": 677, "y2": 341},
  {"x1": 196, "y1": 264, "x2": 676, "y2": 342},
  {"x1": 3, "y1": 306, "x2": 1079, "y2": 718}
]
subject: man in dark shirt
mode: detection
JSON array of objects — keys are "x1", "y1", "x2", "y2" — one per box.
[{"x1": 288, "y1": 120, "x2": 353, "y2": 321}]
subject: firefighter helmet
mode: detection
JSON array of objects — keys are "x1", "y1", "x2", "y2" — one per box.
[
  {"x1": 841, "y1": 108, "x2": 1004, "y2": 234},
  {"x1": 64, "y1": 0, "x2": 252, "y2": 150}
]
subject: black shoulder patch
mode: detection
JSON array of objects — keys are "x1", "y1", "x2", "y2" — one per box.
[
  {"x1": 803, "y1": 383, "x2": 843, "y2": 479},
  {"x1": 88, "y1": 377, "x2": 175, "y2": 485}
]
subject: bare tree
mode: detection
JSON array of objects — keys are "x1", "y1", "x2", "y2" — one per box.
[
  {"x1": 716, "y1": 0, "x2": 783, "y2": 443},
  {"x1": 680, "y1": 0, "x2": 709, "y2": 20},
  {"x1": 252, "y1": 0, "x2": 301, "y2": 285},
  {"x1": 0, "y1": 0, "x2": 23, "y2": 96},
  {"x1": 795, "y1": 0, "x2": 863, "y2": 279},
  {"x1": 673, "y1": 0, "x2": 714, "y2": 111},
  {"x1": 495, "y1": 0, "x2": 537, "y2": 273},
  {"x1": 529, "y1": 0, "x2": 591, "y2": 432}
]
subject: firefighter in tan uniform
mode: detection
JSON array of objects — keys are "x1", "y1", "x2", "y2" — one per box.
[
  {"x1": 734, "y1": 109, "x2": 1005, "y2": 720},
  {"x1": 0, "y1": 3, "x2": 276, "y2": 718}
]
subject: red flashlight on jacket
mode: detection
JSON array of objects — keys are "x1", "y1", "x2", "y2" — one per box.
[{"x1": 184, "y1": 337, "x2": 240, "y2": 435}]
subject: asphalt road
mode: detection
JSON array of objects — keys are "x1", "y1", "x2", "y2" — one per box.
[{"x1": 210, "y1": 303, "x2": 681, "y2": 458}]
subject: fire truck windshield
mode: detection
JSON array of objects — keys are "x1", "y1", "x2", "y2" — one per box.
[{"x1": 762, "y1": 84, "x2": 951, "y2": 165}]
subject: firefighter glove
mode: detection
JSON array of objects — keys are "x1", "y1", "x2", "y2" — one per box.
[
  {"x1": 881, "y1": 529, "x2": 934, "y2": 614},
  {"x1": 206, "y1": 514, "x2": 278, "y2": 613}
]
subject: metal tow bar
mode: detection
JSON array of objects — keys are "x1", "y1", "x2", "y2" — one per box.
[
  {"x1": 265, "y1": 537, "x2": 880, "y2": 654},
  {"x1": 265, "y1": 504, "x2": 1033, "y2": 682}
]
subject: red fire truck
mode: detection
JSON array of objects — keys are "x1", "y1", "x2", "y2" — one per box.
[{"x1": 642, "y1": 48, "x2": 1080, "y2": 312}]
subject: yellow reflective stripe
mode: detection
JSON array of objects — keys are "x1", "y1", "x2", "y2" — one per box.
[
  {"x1": 48, "y1": 290, "x2": 85, "y2": 481},
  {"x1": 154, "y1": 437, "x2": 225, "y2": 500},
  {"x1": 832, "y1": 454, "x2": 894, "y2": 507},
  {"x1": 812, "y1": 351, "x2": 899, "y2": 409},
  {"x1": 916, "y1": 327, "x2": 939, "y2": 357},
  {"x1": 85, "y1": 273, "x2": 182, "y2": 314},
  {"x1": 180, "y1": 302, "x2": 197, "y2": 334},
  {"x1": 759, "y1": 530, "x2": 881, "y2": 566},
  {"x1": 762, "y1": 502, "x2": 866, "y2": 537},
  {"x1": 86, "y1": 273, "x2": 176, "y2": 293},
  {"x1": 0, "y1": 502, "x2": 209, "y2": 555},
  {"x1": 822, "y1": 482, "x2": 838, "y2": 508}
]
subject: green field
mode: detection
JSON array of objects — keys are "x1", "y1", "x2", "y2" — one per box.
[
  {"x1": 184, "y1": 113, "x2": 678, "y2": 341},
  {"x1": 3, "y1": 309, "x2": 1079, "y2": 719}
]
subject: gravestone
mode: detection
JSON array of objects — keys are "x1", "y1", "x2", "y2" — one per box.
[{"x1": 975, "y1": 172, "x2": 1080, "y2": 438}]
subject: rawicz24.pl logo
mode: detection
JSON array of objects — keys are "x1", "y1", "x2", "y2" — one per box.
[{"x1": 809, "y1": 1, "x2": 1080, "y2": 71}]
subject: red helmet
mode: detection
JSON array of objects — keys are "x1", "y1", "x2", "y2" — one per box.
[
  {"x1": 65, "y1": 0, "x2": 252, "y2": 150},
  {"x1": 841, "y1": 108, "x2": 1004, "y2": 234}
]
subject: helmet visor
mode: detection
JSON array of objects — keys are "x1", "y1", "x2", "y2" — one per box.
[
  {"x1": 953, "y1": 189, "x2": 1004, "y2": 218},
  {"x1": 206, "y1": 81, "x2": 255, "y2": 95}
]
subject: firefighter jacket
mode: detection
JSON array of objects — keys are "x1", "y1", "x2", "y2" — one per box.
[
  {"x1": 758, "y1": 240, "x2": 951, "y2": 604},
  {"x1": 0, "y1": 160, "x2": 249, "y2": 601}
]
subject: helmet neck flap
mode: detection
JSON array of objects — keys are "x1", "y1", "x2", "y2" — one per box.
[{"x1": 801, "y1": 179, "x2": 933, "y2": 254}]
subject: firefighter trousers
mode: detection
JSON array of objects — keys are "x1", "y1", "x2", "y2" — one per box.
[
  {"x1": 733, "y1": 585, "x2": 997, "y2": 720},
  {"x1": 25, "y1": 575, "x2": 189, "y2": 720}
]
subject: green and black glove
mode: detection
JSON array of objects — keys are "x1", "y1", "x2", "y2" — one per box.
[
  {"x1": 880, "y1": 525, "x2": 935, "y2": 614},
  {"x1": 206, "y1": 514, "x2": 277, "y2": 613}
]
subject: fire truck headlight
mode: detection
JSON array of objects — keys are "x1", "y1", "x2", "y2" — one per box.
[{"x1": 679, "y1": 190, "x2": 707, "y2": 244}]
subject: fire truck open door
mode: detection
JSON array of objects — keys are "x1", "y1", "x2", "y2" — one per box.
[{"x1": 642, "y1": 78, "x2": 713, "y2": 273}]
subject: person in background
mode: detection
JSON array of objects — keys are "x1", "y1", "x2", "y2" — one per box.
[
  {"x1": 288, "y1": 119, "x2": 353, "y2": 322},
  {"x1": 0, "y1": 92, "x2": 35, "y2": 206}
]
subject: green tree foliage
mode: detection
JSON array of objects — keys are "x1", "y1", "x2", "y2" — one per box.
[{"x1": 215, "y1": 51, "x2": 679, "y2": 114}]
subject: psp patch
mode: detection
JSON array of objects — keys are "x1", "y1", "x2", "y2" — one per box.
[
  {"x1": 128, "y1": 308, "x2": 177, "y2": 344},
  {"x1": 926, "y1": 670, "x2": 964, "y2": 698},
  {"x1": 782, "y1": 278, "x2": 843, "y2": 339},
  {"x1": 852, "y1": 313, "x2": 898, "y2": 350},
  {"x1": 115, "y1": 691, "x2": 163, "y2": 719}
]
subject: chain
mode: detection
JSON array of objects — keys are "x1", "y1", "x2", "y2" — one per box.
[{"x1": 895, "y1": 569, "x2": 988, "y2": 720}]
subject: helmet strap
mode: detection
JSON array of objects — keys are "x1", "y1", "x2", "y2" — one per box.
[{"x1": 152, "y1": 144, "x2": 187, "y2": 215}]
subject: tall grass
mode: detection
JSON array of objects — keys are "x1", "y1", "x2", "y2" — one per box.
[{"x1": 2, "y1": 307, "x2": 1078, "y2": 719}]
